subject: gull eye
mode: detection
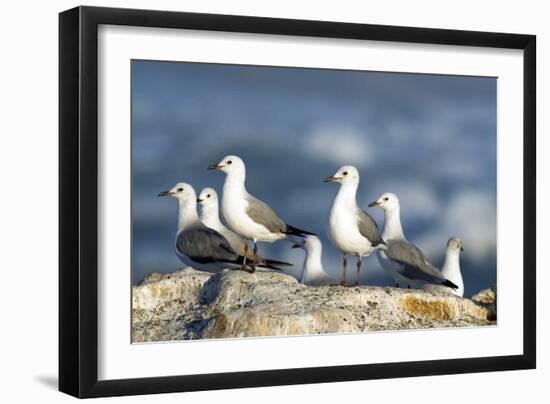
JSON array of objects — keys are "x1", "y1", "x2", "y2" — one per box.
[
  {"x1": 227, "y1": 160, "x2": 232, "y2": 165},
  {"x1": 384, "y1": 197, "x2": 389, "y2": 201},
  {"x1": 207, "y1": 194, "x2": 211, "y2": 198},
  {"x1": 343, "y1": 171, "x2": 348, "y2": 176},
  {"x1": 177, "y1": 187, "x2": 184, "y2": 192}
]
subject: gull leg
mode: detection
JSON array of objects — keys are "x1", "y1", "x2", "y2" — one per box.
[
  {"x1": 242, "y1": 243, "x2": 248, "y2": 271},
  {"x1": 355, "y1": 256, "x2": 362, "y2": 286},
  {"x1": 251, "y1": 242, "x2": 258, "y2": 273},
  {"x1": 340, "y1": 254, "x2": 347, "y2": 286}
]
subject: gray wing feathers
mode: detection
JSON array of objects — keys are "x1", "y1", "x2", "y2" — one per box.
[
  {"x1": 246, "y1": 195, "x2": 286, "y2": 233},
  {"x1": 176, "y1": 228, "x2": 238, "y2": 263},
  {"x1": 385, "y1": 240, "x2": 445, "y2": 282},
  {"x1": 357, "y1": 210, "x2": 384, "y2": 245}
]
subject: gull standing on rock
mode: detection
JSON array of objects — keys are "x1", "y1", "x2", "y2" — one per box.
[
  {"x1": 369, "y1": 192, "x2": 458, "y2": 290},
  {"x1": 424, "y1": 238, "x2": 465, "y2": 296},
  {"x1": 159, "y1": 182, "x2": 285, "y2": 273},
  {"x1": 197, "y1": 187, "x2": 292, "y2": 271},
  {"x1": 292, "y1": 235, "x2": 337, "y2": 286},
  {"x1": 324, "y1": 165, "x2": 386, "y2": 286},
  {"x1": 368, "y1": 192, "x2": 415, "y2": 287},
  {"x1": 208, "y1": 155, "x2": 314, "y2": 271}
]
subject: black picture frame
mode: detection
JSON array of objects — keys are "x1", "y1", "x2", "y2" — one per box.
[{"x1": 59, "y1": 5, "x2": 536, "y2": 398}]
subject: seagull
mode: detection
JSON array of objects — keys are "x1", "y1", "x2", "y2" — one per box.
[
  {"x1": 158, "y1": 182, "x2": 284, "y2": 273},
  {"x1": 367, "y1": 192, "x2": 416, "y2": 287},
  {"x1": 292, "y1": 235, "x2": 337, "y2": 286},
  {"x1": 435, "y1": 237, "x2": 465, "y2": 296},
  {"x1": 368, "y1": 192, "x2": 458, "y2": 290},
  {"x1": 197, "y1": 187, "x2": 292, "y2": 271},
  {"x1": 324, "y1": 165, "x2": 386, "y2": 286},
  {"x1": 208, "y1": 155, "x2": 314, "y2": 272}
]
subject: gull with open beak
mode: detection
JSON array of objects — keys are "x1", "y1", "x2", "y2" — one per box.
[
  {"x1": 324, "y1": 165, "x2": 386, "y2": 286},
  {"x1": 158, "y1": 182, "x2": 285, "y2": 273},
  {"x1": 208, "y1": 155, "x2": 314, "y2": 272},
  {"x1": 368, "y1": 192, "x2": 459, "y2": 291}
]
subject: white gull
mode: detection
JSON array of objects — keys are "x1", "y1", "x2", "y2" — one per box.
[
  {"x1": 208, "y1": 155, "x2": 314, "y2": 271},
  {"x1": 158, "y1": 182, "x2": 245, "y2": 272},
  {"x1": 369, "y1": 192, "x2": 458, "y2": 290},
  {"x1": 292, "y1": 235, "x2": 337, "y2": 286},
  {"x1": 197, "y1": 186, "x2": 292, "y2": 271},
  {"x1": 425, "y1": 238, "x2": 465, "y2": 296},
  {"x1": 368, "y1": 192, "x2": 415, "y2": 287},
  {"x1": 324, "y1": 165, "x2": 386, "y2": 286}
]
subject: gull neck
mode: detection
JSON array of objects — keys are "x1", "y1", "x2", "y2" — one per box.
[
  {"x1": 177, "y1": 199, "x2": 200, "y2": 234},
  {"x1": 200, "y1": 202, "x2": 223, "y2": 229},
  {"x1": 442, "y1": 249, "x2": 460, "y2": 276},
  {"x1": 382, "y1": 205, "x2": 406, "y2": 241},
  {"x1": 223, "y1": 171, "x2": 247, "y2": 196},
  {"x1": 334, "y1": 181, "x2": 359, "y2": 209}
]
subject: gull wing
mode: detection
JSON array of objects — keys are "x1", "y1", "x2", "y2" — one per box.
[
  {"x1": 357, "y1": 209, "x2": 384, "y2": 246},
  {"x1": 245, "y1": 194, "x2": 286, "y2": 234},
  {"x1": 385, "y1": 240, "x2": 447, "y2": 284},
  {"x1": 176, "y1": 227, "x2": 239, "y2": 264}
]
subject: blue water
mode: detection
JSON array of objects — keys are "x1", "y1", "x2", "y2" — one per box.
[{"x1": 131, "y1": 60, "x2": 497, "y2": 297}]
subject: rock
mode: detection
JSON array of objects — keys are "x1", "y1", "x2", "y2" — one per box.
[
  {"x1": 132, "y1": 268, "x2": 496, "y2": 342},
  {"x1": 132, "y1": 269, "x2": 211, "y2": 342},
  {"x1": 471, "y1": 287, "x2": 497, "y2": 321}
]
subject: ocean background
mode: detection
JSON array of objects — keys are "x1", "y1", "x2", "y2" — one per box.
[{"x1": 131, "y1": 60, "x2": 497, "y2": 297}]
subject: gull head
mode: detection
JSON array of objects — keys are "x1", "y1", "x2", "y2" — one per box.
[
  {"x1": 368, "y1": 192, "x2": 399, "y2": 211},
  {"x1": 323, "y1": 165, "x2": 359, "y2": 185},
  {"x1": 292, "y1": 235, "x2": 322, "y2": 253},
  {"x1": 158, "y1": 182, "x2": 197, "y2": 204},
  {"x1": 208, "y1": 155, "x2": 245, "y2": 176},
  {"x1": 197, "y1": 187, "x2": 218, "y2": 207},
  {"x1": 447, "y1": 237, "x2": 464, "y2": 252}
]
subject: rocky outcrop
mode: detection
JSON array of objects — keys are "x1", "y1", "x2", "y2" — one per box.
[
  {"x1": 471, "y1": 287, "x2": 497, "y2": 321},
  {"x1": 132, "y1": 268, "x2": 496, "y2": 343}
]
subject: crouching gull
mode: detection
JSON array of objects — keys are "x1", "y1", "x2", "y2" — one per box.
[
  {"x1": 369, "y1": 192, "x2": 458, "y2": 290},
  {"x1": 425, "y1": 238, "x2": 465, "y2": 296},
  {"x1": 324, "y1": 165, "x2": 386, "y2": 286},
  {"x1": 159, "y1": 182, "x2": 285, "y2": 273},
  {"x1": 208, "y1": 155, "x2": 314, "y2": 272},
  {"x1": 197, "y1": 187, "x2": 292, "y2": 271},
  {"x1": 292, "y1": 235, "x2": 337, "y2": 286}
]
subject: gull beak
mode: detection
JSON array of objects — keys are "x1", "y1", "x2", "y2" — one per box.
[
  {"x1": 323, "y1": 175, "x2": 340, "y2": 183},
  {"x1": 461, "y1": 246, "x2": 465, "y2": 252},
  {"x1": 368, "y1": 200, "x2": 380, "y2": 207},
  {"x1": 158, "y1": 191, "x2": 173, "y2": 197},
  {"x1": 197, "y1": 198, "x2": 203, "y2": 203},
  {"x1": 208, "y1": 163, "x2": 223, "y2": 170}
]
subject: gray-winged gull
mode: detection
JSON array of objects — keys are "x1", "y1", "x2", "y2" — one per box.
[
  {"x1": 369, "y1": 192, "x2": 458, "y2": 290},
  {"x1": 324, "y1": 165, "x2": 386, "y2": 286},
  {"x1": 368, "y1": 192, "x2": 416, "y2": 287},
  {"x1": 208, "y1": 155, "x2": 314, "y2": 272},
  {"x1": 197, "y1": 187, "x2": 292, "y2": 270},
  {"x1": 159, "y1": 182, "x2": 285, "y2": 273},
  {"x1": 292, "y1": 235, "x2": 337, "y2": 286}
]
